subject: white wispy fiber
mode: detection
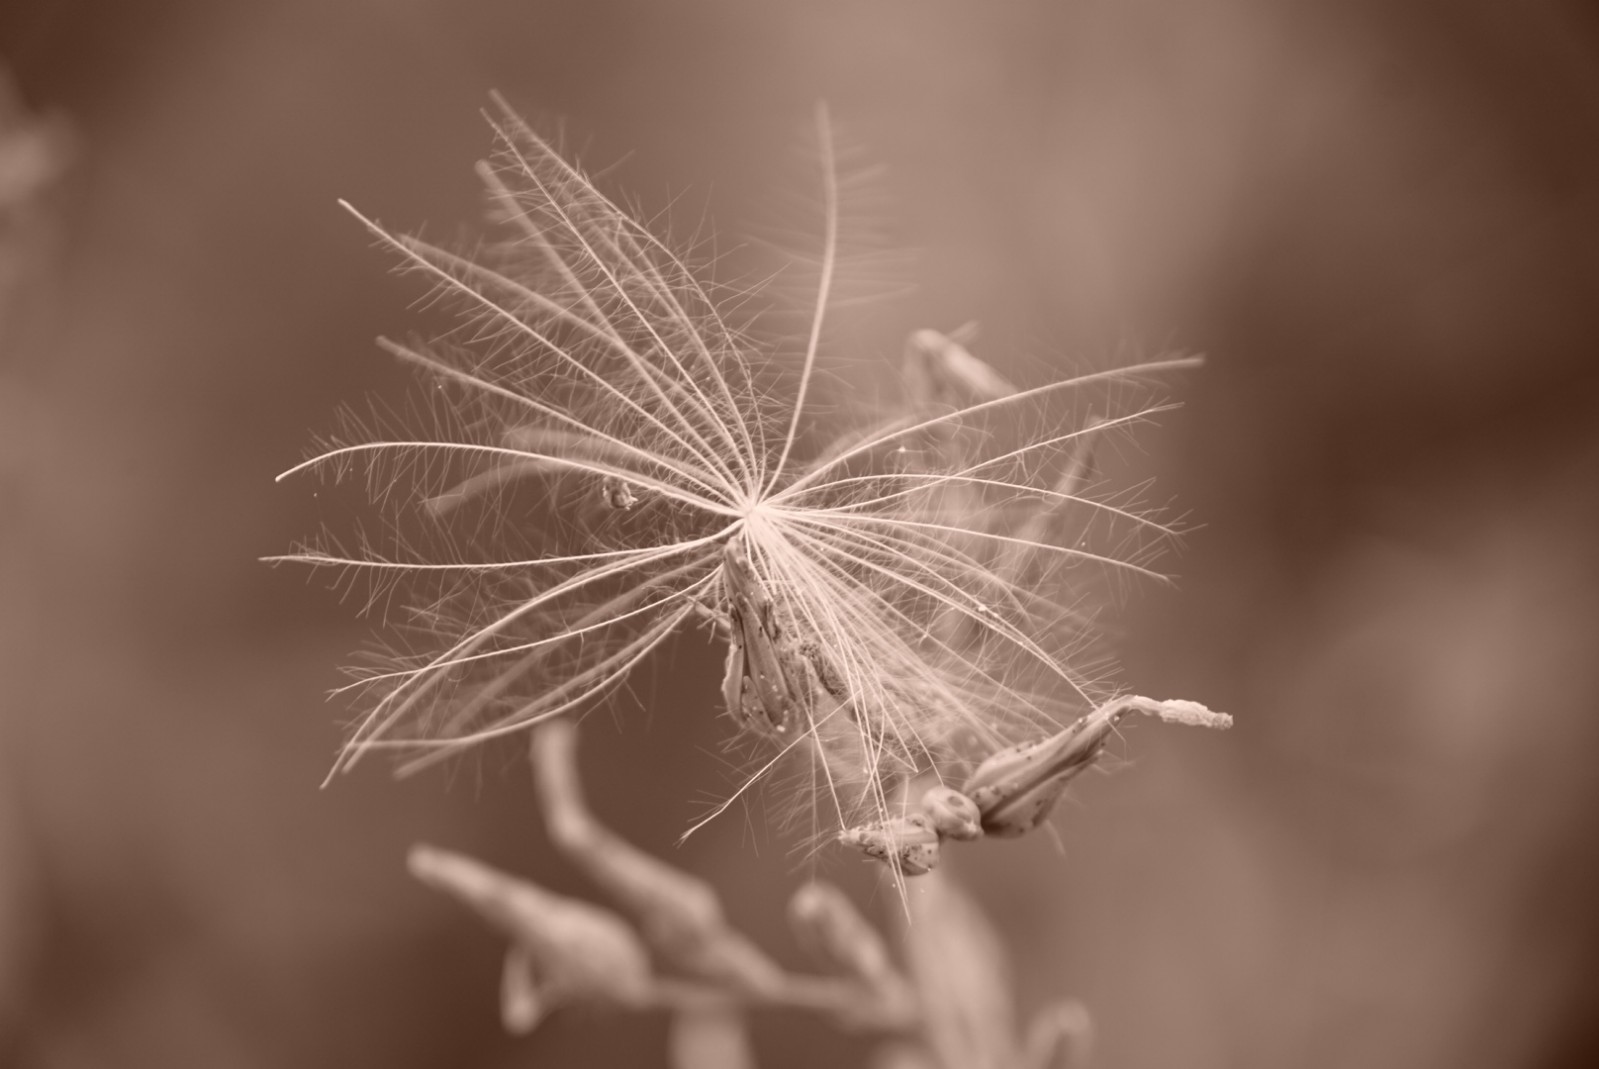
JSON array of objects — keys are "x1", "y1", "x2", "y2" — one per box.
[{"x1": 272, "y1": 97, "x2": 1199, "y2": 835}]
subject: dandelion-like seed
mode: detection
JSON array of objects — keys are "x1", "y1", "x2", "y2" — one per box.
[{"x1": 274, "y1": 98, "x2": 1216, "y2": 862}]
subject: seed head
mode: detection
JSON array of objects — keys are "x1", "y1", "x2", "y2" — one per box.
[{"x1": 272, "y1": 98, "x2": 1201, "y2": 840}]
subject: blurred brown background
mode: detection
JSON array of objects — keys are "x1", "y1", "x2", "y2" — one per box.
[{"x1": 2, "y1": 2, "x2": 1598, "y2": 1067}]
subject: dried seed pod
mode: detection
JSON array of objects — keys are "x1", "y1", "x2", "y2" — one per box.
[
  {"x1": 918, "y1": 786, "x2": 982, "y2": 841},
  {"x1": 963, "y1": 695, "x2": 1232, "y2": 838},
  {"x1": 838, "y1": 812, "x2": 942, "y2": 876},
  {"x1": 719, "y1": 540, "x2": 807, "y2": 736},
  {"x1": 961, "y1": 710, "x2": 1118, "y2": 838}
]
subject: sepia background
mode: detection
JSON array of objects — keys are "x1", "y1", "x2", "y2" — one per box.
[{"x1": 3, "y1": 2, "x2": 1598, "y2": 1066}]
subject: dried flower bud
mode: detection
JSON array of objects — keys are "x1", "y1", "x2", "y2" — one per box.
[
  {"x1": 962, "y1": 710, "x2": 1117, "y2": 838},
  {"x1": 963, "y1": 695, "x2": 1233, "y2": 838},
  {"x1": 919, "y1": 786, "x2": 982, "y2": 841},
  {"x1": 838, "y1": 812, "x2": 941, "y2": 876}
]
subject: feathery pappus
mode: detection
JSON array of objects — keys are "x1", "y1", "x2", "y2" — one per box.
[{"x1": 271, "y1": 97, "x2": 1224, "y2": 868}]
